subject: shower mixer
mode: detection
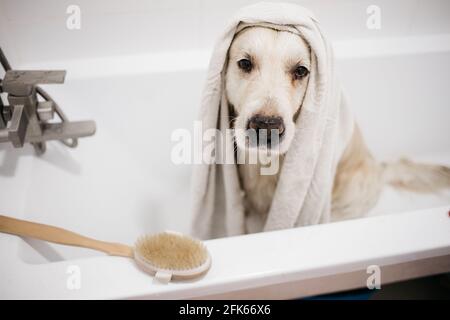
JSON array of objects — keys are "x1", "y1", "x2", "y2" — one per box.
[{"x1": 0, "y1": 47, "x2": 96, "y2": 154}]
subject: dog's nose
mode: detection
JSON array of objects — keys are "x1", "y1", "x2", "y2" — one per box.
[
  {"x1": 248, "y1": 115, "x2": 285, "y2": 133},
  {"x1": 247, "y1": 115, "x2": 285, "y2": 143}
]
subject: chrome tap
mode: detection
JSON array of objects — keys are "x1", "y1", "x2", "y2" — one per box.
[{"x1": 0, "y1": 47, "x2": 96, "y2": 154}]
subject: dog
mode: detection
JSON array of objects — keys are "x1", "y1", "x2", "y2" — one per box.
[{"x1": 224, "y1": 26, "x2": 450, "y2": 223}]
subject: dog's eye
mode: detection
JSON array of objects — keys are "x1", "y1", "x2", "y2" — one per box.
[
  {"x1": 237, "y1": 59, "x2": 252, "y2": 72},
  {"x1": 293, "y1": 66, "x2": 309, "y2": 79}
]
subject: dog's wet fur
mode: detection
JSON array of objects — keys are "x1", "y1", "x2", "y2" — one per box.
[{"x1": 225, "y1": 26, "x2": 450, "y2": 223}]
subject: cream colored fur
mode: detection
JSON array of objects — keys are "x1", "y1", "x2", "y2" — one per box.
[{"x1": 226, "y1": 27, "x2": 450, "y2": 222}]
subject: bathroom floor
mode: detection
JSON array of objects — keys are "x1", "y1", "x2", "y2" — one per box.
[
  {"x1": 307, "y1": 273, "x2": 450, "y2": 300},
  {"x1": 370, "y1": 273, "x2": 450, "y2": 300}
]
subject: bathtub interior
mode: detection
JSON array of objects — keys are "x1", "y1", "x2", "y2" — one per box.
[
  {"x1": 0, "y1": 47, "x2": 448, "y2": 265},
  {"x1": 1, "y1": 70, "x2": 205, "y2": 263},
  {"x1": 0, "y1": 0, "x2": 449, "y2": 269}
]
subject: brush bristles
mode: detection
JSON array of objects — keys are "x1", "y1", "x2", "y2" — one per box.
[{"x1": 134, "y1": 232, "x2": 208, "y2": 271}]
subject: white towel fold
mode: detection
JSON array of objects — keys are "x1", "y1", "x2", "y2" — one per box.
[{"x1": 191, "y1": 2, "x2": 355, "y2": 239}]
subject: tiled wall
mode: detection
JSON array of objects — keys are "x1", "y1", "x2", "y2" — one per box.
[{"x1": 1, "y1": 0, "x2": 450, "y2": 66}]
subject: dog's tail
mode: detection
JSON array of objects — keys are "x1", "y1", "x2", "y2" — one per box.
[{"x1": 381, "y1": 158, "x2": 450, "y2": 193}]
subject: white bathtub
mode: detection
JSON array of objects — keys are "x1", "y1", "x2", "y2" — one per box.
[{"x1": 1, "y1": 2, "x2": 450, "y2": 299}]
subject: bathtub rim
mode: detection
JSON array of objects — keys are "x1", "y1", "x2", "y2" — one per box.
[
  {"x1": 15, "y1": 33, "x2": 450, "y2": 80},
  {"x1": 0, "y1": 205, "x2": 449, "y2": 299}
]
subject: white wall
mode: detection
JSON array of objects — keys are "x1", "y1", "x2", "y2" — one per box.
[{"x1": 1, "y1": 0, "x2": 450, "y2": 66}]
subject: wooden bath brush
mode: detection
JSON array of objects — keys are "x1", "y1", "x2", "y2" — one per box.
[{"x1": 0, "y1": 215, "x2": 211, "y2": 282}]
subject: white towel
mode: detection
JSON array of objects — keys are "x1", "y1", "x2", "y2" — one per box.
[{"x1": 191, "y1": 2, "x2": 355, "y2": 239}]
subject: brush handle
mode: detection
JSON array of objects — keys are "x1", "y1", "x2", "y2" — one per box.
[{"x1": 0, "y1": 215, "x2": 133, "y2": 258}]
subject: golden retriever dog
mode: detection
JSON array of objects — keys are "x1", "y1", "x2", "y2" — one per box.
[{"x1": 225, "y1": 26, "x2": 450, "y2": 223}]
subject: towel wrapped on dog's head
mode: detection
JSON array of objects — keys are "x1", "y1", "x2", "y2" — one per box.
[{"x1": 191, "y1": 2, "x2": 354, "y2": 239}]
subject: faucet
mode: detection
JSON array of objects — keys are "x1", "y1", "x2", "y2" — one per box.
[{"x1": 0, "y1": 47, "x2": 96, "y2": 154}]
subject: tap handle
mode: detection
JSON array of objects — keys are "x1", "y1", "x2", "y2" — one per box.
[{"x1": 2, "y1": 70, "x2": 66, "y2": 96}]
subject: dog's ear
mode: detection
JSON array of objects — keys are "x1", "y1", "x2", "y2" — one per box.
[
  {"x1": 228, "y1": 102, "x2": 237, "y2": 128},
  {"x1": 222, "y1": 50, "x2": 237, "y2": 128}
]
